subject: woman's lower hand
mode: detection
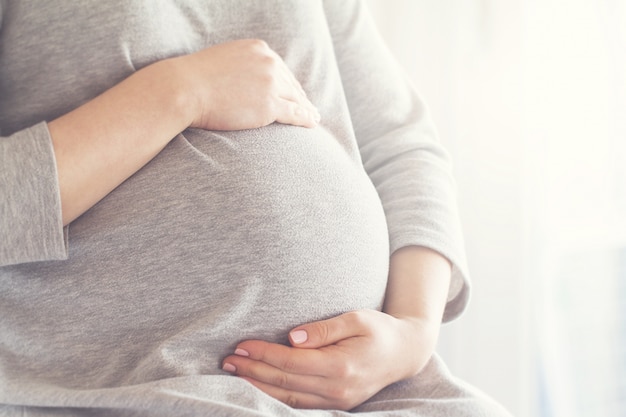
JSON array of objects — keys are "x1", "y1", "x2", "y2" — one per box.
[{"x1": 221, "y1": 309, "x2": 440, "y2": 410}]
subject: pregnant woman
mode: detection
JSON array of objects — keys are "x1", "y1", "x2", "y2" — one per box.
[{"x1": 0, "y1": 1, "x2": 511, "y2": 416}]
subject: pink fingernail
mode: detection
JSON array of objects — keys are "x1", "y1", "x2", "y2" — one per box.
[
  {"x1": 290, "y1": 329, "x2": 308, "y2": 344},
  {"x1": 234, "y1": 348, "x2": 249, "y2": 357},
  {"x1": 223, "y1": 363, "x2": 236, "y2": 373}
]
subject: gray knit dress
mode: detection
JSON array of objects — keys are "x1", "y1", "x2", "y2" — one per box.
[{"x1": 0, "y1": 1, "x2": 511, "y2": 416}]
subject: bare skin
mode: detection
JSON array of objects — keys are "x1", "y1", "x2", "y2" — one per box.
[{"x1": 47, "y1": 39, "x2": 450, "y2": 411}]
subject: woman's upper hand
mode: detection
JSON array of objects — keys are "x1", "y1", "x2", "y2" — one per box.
[
  {"x1": 166, "y1": 39, "x2": 320, "y2": 131},
  {"x1": 221, "y1": 309, "x2": 440, "y2": 411}
]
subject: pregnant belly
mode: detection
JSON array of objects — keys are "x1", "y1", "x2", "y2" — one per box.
[
  {"x1": 1, "y1": 124, "x2": 390, "y2": 387},
  {"x1": 167, "y1": 125, "x2": 391, "y2": 335}
]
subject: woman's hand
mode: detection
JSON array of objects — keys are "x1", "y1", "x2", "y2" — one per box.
[
  {"x1": 168, "y1": 39, "x2": 320, "y2": 131},
  {"x1": 221, "y1": 246, "x2": 452, "y2": 410},
  {"x1": 221, "y1": 309, "x2": 440, "y2": 410}
]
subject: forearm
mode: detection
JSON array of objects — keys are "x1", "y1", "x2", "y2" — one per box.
[
  {"x1": 49, "y1": 60, "x2": 192, "y2": 226},
  {"x1": 384, "y1": 245, "x2": 451, "y2": 322},
  {"x1": 48, "y1": 40, "x2": 318, "y2": 226},
  {"x1": 383, "y1": 245, "x2": 451, "y2": 378}
]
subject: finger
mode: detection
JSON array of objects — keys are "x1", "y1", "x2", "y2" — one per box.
[
  {"x1": 222, "y1": 353, "x2": 328, "y2": 396},
  {"x1": 272, "y1": 81, "x2": 315, "y2": 111},
  {"x1": 273, "y1": 98, "x2": 320, "y2": 128},
  {"x1": 229, "y1": 339, "x2": 335, "y2": 376},
  {"x1": 271, "y1": 61, "x2": 320, "y2": 126},
  {"x1": 266, "y1": 47, "x2": 309, "y2": 98},
  {"x1": 239, "y1": 376, "x2": 351, "y2": 410},
  {"x1": 277, "y1": 61, "x2": 308, "y2": 99},
  {"x1": 289, "y1": 310, "x2": 372, "y2": 349}
]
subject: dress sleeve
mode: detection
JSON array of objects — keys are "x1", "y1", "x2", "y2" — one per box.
[
  {"x1": 0, "y1": 122, "x2": 68, "y2": 266},
  {"x1": 322, "y1": 0, "x2": 469, "y2": 321}
]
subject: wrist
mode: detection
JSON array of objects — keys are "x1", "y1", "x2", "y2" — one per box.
[
  {"x1": 393, "y1": 314, "x2": 440, "y2": 378},
  {"x1": 143, "y1": 56, "x2": 198, "y2": 130}
]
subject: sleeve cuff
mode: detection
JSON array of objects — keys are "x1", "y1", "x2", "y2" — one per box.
[{"x1": 1, "y1": 122, "x2": 68, "y2": 266}]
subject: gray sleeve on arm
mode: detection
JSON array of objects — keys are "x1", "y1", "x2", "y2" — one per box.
[
  {"x1": 1, "y1": 122, "x2": 68, "y2": 266},
  {"x1": 323, "y1": 0, "x2": 469, "y2": 321}
]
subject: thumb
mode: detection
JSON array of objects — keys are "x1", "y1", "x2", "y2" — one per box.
[{"x1": 288, "y1": 310, "x2": 369, "y2": 348}]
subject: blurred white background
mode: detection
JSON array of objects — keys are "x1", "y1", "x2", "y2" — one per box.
[{"x1": 367, "y1": 1, "x2": 626, "y2": 416}]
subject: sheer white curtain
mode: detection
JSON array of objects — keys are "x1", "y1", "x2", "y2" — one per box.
[{"x1": 366, "y1": 1, "x2": 626, "y2": 417}]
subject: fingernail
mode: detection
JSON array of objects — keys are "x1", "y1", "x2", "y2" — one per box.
[
  {"x1": 313, "y1": 109, "x2": 321, "y2": 123},
  {"x1": 234, "y1": 348, "x2": 249, "y2": 357},
  {"x1": 223, "y1": 363, "x2": 236, "y2": 373},
  {"x1": 290, "y1": 329, "x2": 308, "y2": 344}
]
